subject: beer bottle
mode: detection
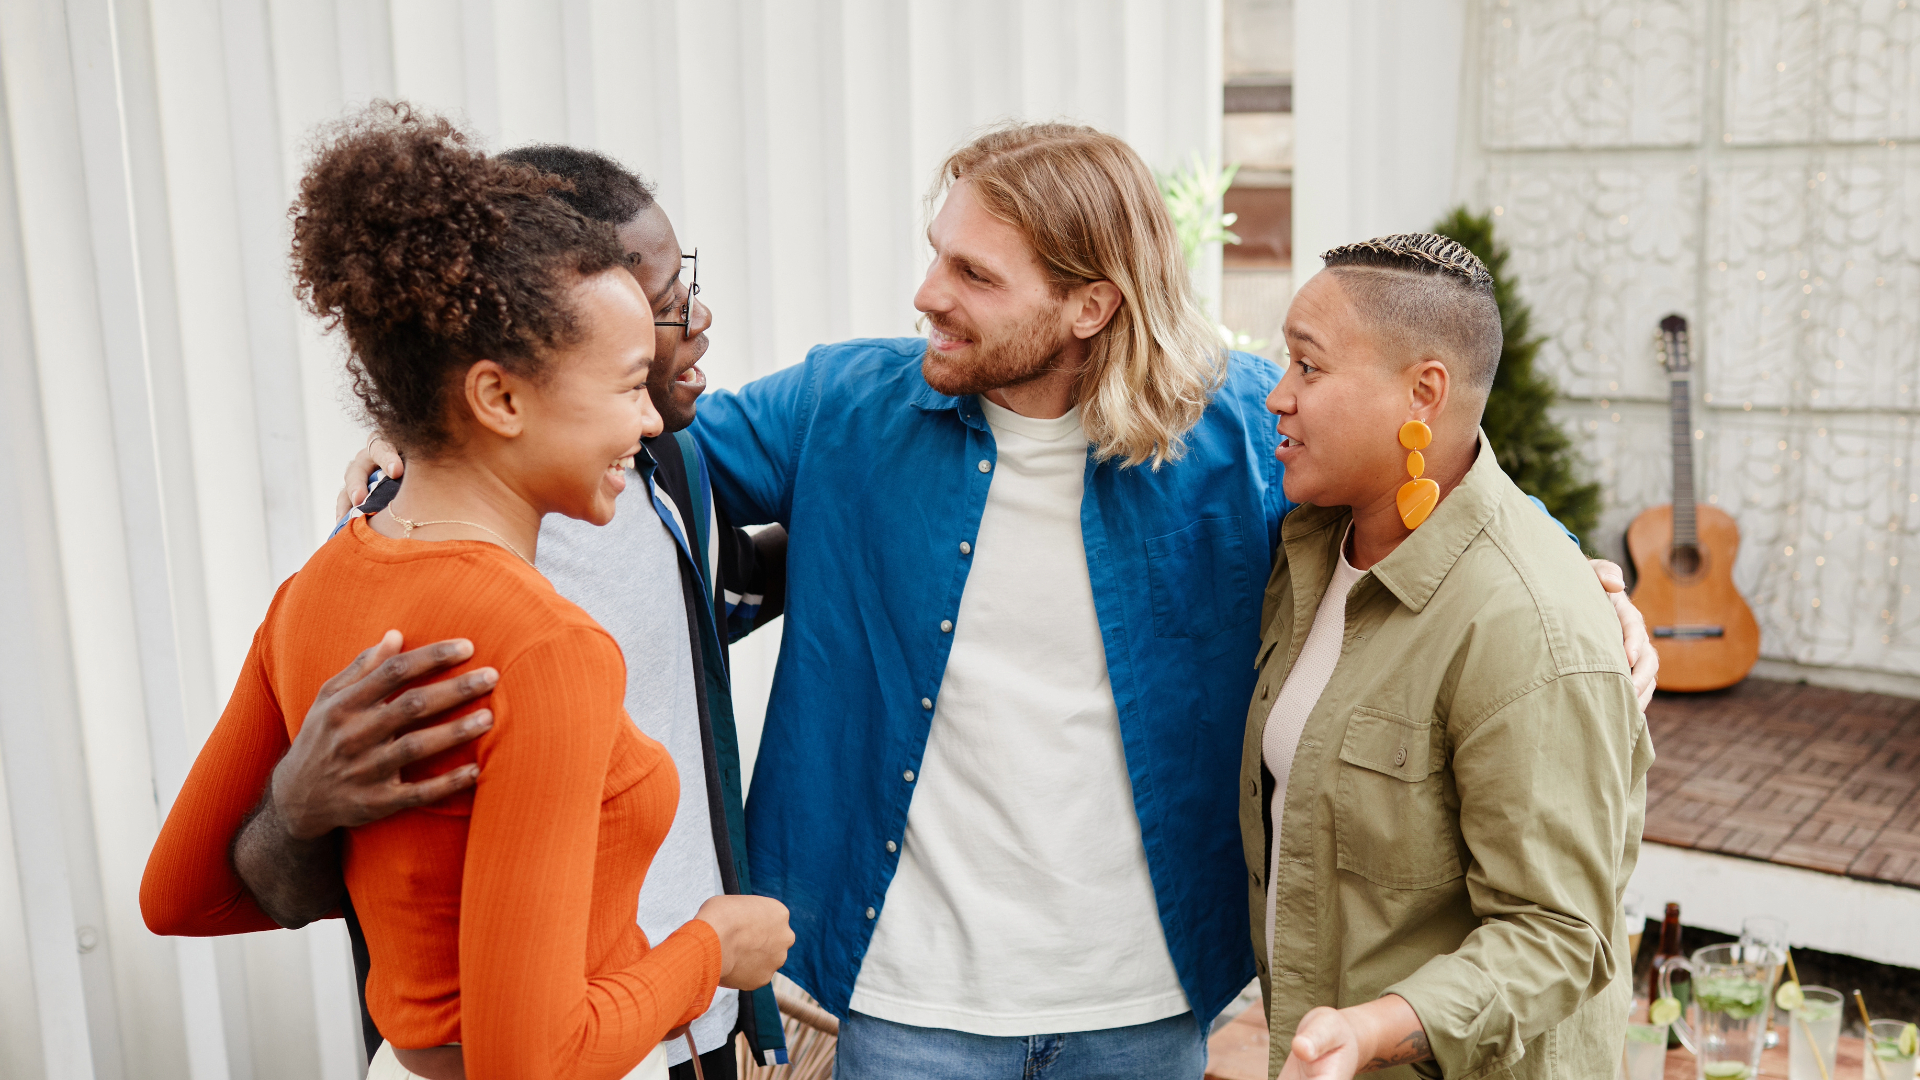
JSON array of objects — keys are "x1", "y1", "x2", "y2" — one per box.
[{"x1": 1649, "y1": 902, "x2": 1687, "y2": 1047}]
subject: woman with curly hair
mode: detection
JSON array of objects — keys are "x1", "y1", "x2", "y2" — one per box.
[{"x1": 140, "y1": 103, "x2": 792, "y2": 1080}]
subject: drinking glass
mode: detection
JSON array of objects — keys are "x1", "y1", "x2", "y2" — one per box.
[
  {"x1": 1868, "y1": 1019, "x2": 1919, "y2": 1080},
  {"x1": 1740, "y1": 916, "x2": 1789, "y2": 1049},
  {"x1": 1621, "y1": 998, "x2": 1670, "y2": 1080},
  {"x1": 1739, "y1": 916, "x2": 1787, "y2": 952},
  {"x1": 1785, "y1": 986, "x2": 1842, "y2": 1080},
  {"x1": 1660, "y1": 942, "x2": 1782, "y2": 1080}
]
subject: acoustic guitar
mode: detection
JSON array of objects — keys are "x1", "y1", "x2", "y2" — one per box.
[{"x1": 1626, "y1": 314, "x2": 1760, "y2": 692}]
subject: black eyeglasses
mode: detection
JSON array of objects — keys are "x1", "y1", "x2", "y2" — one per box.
[{"x1": 653, "y1": 250, "x2": 700, "y2": 338}]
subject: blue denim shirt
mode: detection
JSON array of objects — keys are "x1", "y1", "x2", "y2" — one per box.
[{"x1": 692, "y1": 337, "x2": 1291, "y2": 1026}]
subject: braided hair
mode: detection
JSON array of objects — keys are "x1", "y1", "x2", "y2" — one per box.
[
  {"x1": 1317, "y1": 232, "x2": 1503, "y2": 393},
  {"x1": 1322, "y1": 233, "x2": 1493, "y2": 291}
]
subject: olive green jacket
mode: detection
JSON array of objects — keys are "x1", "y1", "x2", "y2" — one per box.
[{"x1": 1240, "y1": 437, "x2": 1653, "y2": 1080}]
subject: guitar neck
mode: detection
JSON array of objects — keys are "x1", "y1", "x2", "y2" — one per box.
[{"x1": 1670, "y1": 372, "x2": 1697, "y2": 547}]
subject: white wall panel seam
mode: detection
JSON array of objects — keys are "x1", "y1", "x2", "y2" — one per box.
[
  {"x1": 0, "y1": 40, "x2": 98, "y2": 1074},
  {"x1": 560, "y1": 0, "x2": 595, "y2": 144},
  {"x1": 220, "y1": 0, "x2": 314, "y2": 583},
  {"x1": 66, "y1": 0, "x2": 195, "y2": 809},
  {"x1": 0, "y1": 0, "x2": 174, "y2": 1074},
  {"x1": 820, "y1": 0, "x2": 852, "y2": 346},
  {"x1": 148, "y1": 0, "x2": 277, "y2": 708},
  {"x1": 459, "y1": 0, "x2": 500, "y2": 140},
  {"x1": 337, "y1": 0, "x2": 397, "y2": 104},
  {"x1": 116, "y1": 0, "x2": 222, "y2": 765},
  {"x1": 736, "y1": 0, "x2": 778, "y2": 380},
  {"x1": 0, "y1": 736, "x2": 50, "y2": 1078},
  {"x1": 98, "y1": 0, "x2": 232, "y2": 1071},
  {"x1": 65, "y1": 0, "x2": 237, "y2": 1075}
]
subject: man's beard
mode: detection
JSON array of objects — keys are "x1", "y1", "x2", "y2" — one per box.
[{"x1": 921, "y1": 305, "x2": 1073, "y2": 398}]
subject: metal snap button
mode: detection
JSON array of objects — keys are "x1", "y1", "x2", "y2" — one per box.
[{"x1": 978, "y1": 460, "x2": 992, "y2": 473}]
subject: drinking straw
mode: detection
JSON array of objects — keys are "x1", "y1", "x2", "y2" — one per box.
[
  {"x1": 1782, "y1": 951, "x2": 1832, "y2": 1080},
  {"x1": 1855, "y1": 989, "x2": 1891, "y2": 1080}
]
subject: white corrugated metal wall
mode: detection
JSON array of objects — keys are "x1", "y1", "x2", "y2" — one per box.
[{"x1": 0, "y1": 2, "x2": 1223, "y2": 1076}]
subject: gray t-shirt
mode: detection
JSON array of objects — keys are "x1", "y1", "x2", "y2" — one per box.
[{"x1": 536, "y1": 468, "x2": 737, "y2": 1063}]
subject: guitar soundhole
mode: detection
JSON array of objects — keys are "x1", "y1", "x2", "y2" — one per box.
[{"x1": 1668, "y1": 543, "x2": 1704, "y2": 581}]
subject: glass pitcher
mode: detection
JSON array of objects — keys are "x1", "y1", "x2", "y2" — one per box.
[{"x1": 1659, "y1": 942, "x2": 1783, "y2": 1080}]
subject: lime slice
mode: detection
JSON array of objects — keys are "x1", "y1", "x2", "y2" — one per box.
[
  {"x1": 1775, "y1": 981, "x2": 1804, "y2": 1012},
  {"x1": 1704, "y1": 1061, "x2": 1751, "y2": 1080},
  {"x1": 1899, "y1": 1023, "x2": 1918, "y2": 1058},
  {"x1": 1650, "y1": 997, "x2": 1683, "y2": 1026}
]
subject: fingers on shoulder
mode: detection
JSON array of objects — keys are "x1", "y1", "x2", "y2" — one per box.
[
  {"x1": 379, "y1": 711, "x2": 490, "y2": 770},
  {"x1": 356, "y1": 640, "x2": 475, "y2": 703},
  {"x1": 316, "y1": 634, "x2": 398, "y2": 699},
  {"x1": 1590, "y1": 558, "x2": 1627, "y2": 592},
  {"x1": 393, "y1": 764, "x2": 480, "y2": 809}
]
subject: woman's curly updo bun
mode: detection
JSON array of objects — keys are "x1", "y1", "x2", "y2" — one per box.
[{"x1": 290, "y1": 102, "x2": 625, "y2": 456}]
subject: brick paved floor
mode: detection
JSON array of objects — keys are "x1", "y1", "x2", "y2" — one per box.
[{"x1": 1644, "y1": 678, "x2": 1920, "y2": 887}]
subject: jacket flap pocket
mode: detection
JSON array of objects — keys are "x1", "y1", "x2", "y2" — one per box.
[{"x1": 1337, "y1": 706, "x2": 1433, "y2": 782}]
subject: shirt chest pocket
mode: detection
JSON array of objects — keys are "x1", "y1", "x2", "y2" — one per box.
[
  {"x1": 1145, "y1": 516, "x2": 1251, "y2": 640},
  {"x1": 1333, "y1": 706, "x2": 1464, "y2": 890}
]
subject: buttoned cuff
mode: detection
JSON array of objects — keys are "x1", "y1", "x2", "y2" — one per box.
[{"x1": 1385, "y1": 956, "x2": 1526, "y2": 1080}]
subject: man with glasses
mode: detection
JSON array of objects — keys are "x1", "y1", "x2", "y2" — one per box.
[{"x1": 220, "y1": 146, "x2": 788, "y2": 1080}]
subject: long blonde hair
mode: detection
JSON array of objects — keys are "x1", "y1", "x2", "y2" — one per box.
[{"x1": 934, "y1": 123, "x2": 1227, "y2": 468}]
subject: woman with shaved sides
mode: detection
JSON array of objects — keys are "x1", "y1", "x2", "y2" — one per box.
[
  {"x1": 141, "y1": 104, "x2": 790, "y2": 1080},
  {"x1": 1242, "y1": 234, "x2": 1651, "y2": 1080}
]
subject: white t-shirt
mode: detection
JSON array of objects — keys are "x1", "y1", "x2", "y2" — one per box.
[
  {"x1": 1263, "y1": 532, "x2": 1364, "y2": 956},
  {"x1": 848, "y1": 398, "x2": 1190, "y2": 1036},
  {"x1": 538, "y1": 468, "x2": 737, "y2": 1065}
]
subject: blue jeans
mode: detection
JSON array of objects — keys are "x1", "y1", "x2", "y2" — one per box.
[{"x1": 834, "y1": 1011, "x2": 1207, "y2": 1080}]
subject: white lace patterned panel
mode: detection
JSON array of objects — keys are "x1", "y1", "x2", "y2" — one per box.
[
  {"x1": 1481, "y1": 0, "x2": 1706, "y2": 149},
  {"x1": 1469, "y1": 0, "x2": 1920, "y2": 678},
  {"x1": 1724, "y1": 0, "x2": 1920, "y2": 146},
  {"x1": 1482, "y1": 162, "x2": 1702, "y2": 400},
  {"x1": 1705, "y1": 155, "x2": 1920, "y2": 413}
]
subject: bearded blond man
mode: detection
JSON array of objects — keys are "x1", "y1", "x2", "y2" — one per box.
[{"x1": 689, "y1": 125, "x2": 1654, "y2": 1078}]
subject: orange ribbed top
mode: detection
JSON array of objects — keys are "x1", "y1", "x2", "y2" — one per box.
[{"x1": 142, "y1": 517, "x2": 721, "y2": 1079}]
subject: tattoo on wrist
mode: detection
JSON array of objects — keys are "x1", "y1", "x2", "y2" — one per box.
[{"x1": 1361, "y1": 1029, "x2": 1432, "y2": 1073}]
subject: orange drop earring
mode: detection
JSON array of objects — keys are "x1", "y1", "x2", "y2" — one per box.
[{"x1": 1396, "y1": 420, "x2": 1439, "y2": 530}]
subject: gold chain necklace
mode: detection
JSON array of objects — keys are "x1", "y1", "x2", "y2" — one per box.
[{"x1": 383, "y1": 510, "x2": 536, "y2": 569}]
